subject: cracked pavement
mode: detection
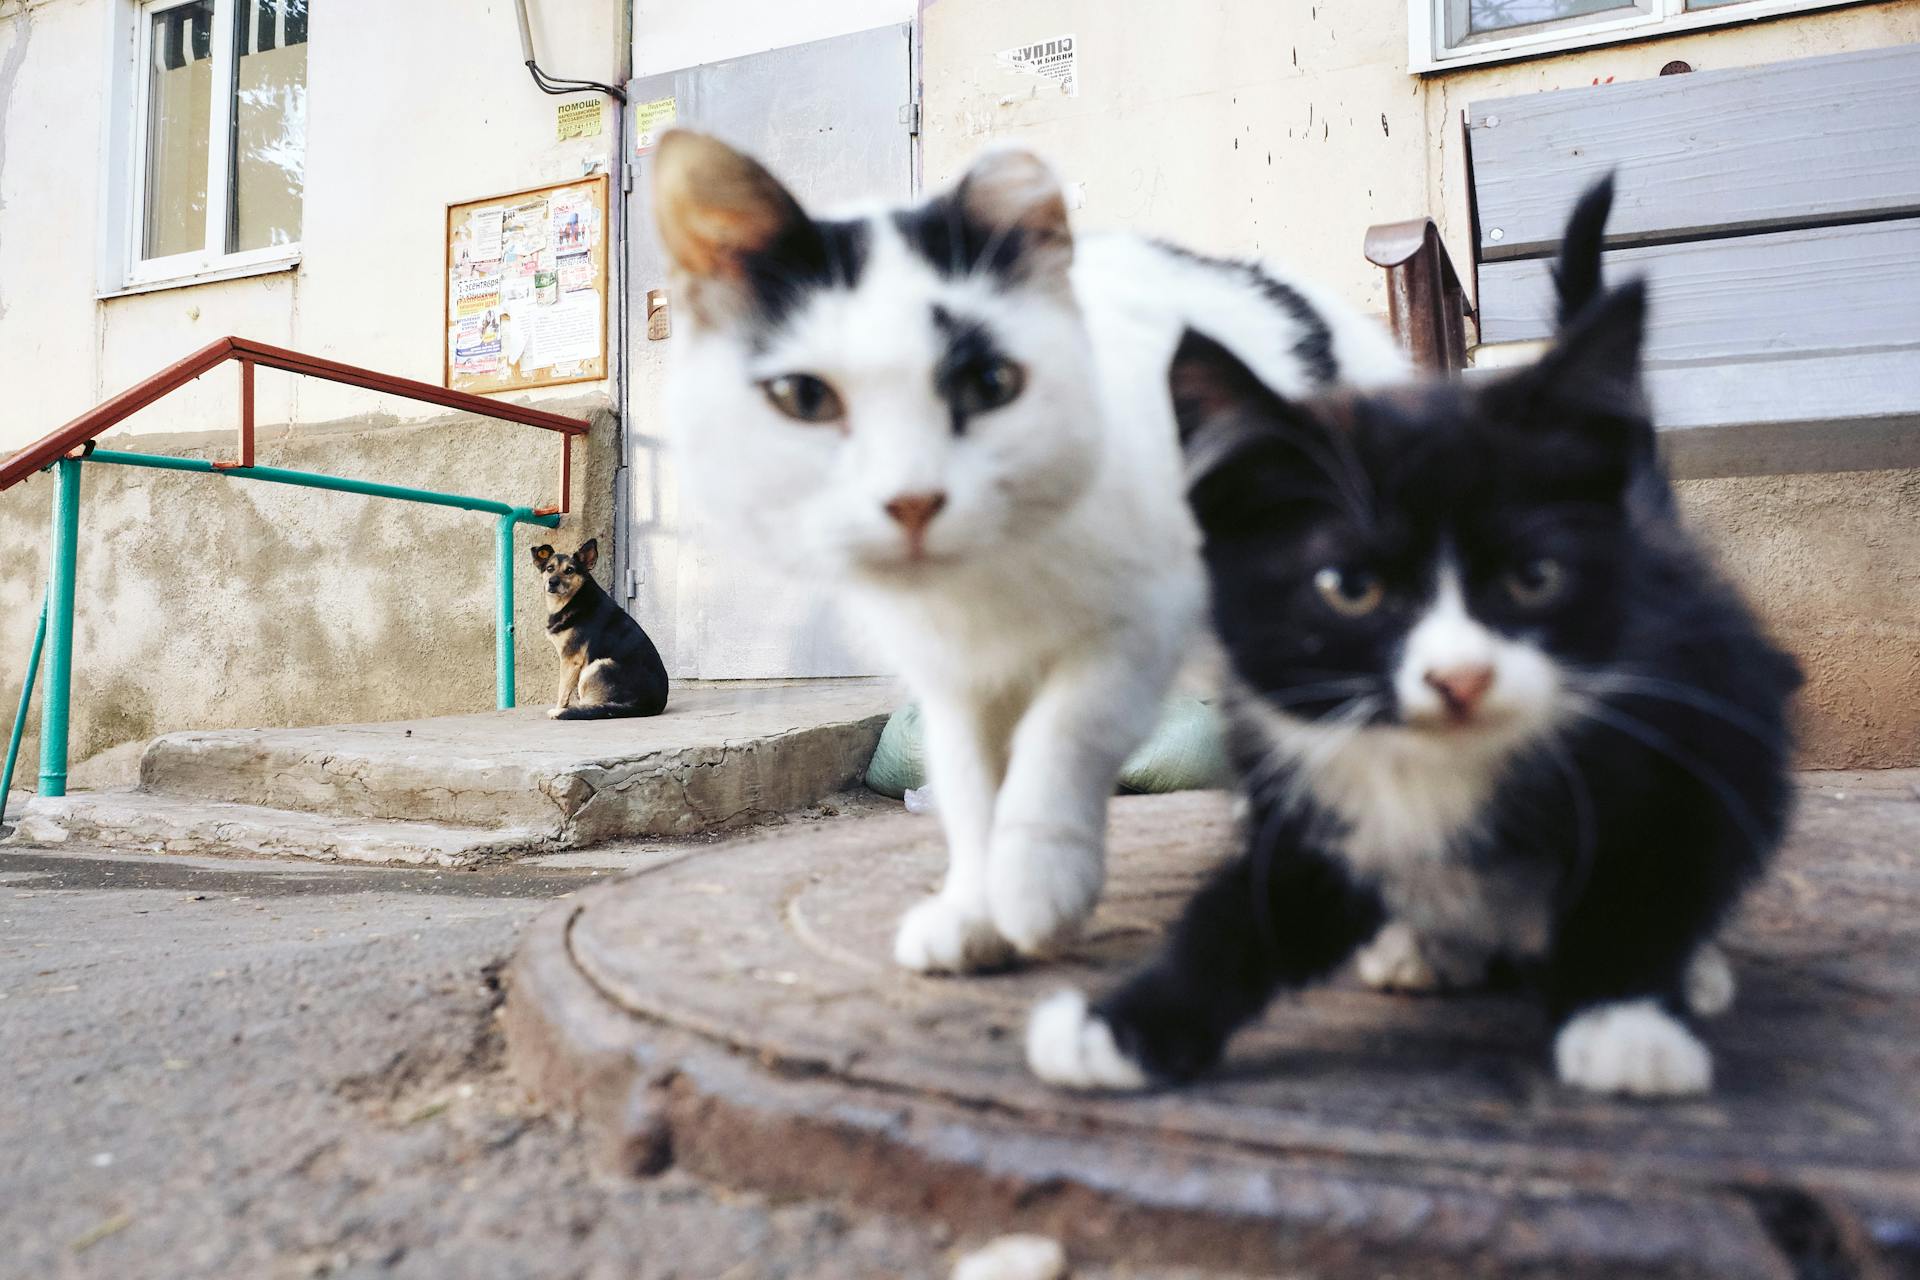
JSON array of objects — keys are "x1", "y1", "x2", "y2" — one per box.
[{"x1": 0, "y1": 834, "x2": 1245, "y2": 1279}]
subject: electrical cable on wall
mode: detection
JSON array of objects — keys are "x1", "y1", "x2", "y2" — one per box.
[{"x1": 514, "y1": 0, "x2": 626, "y2": 101}]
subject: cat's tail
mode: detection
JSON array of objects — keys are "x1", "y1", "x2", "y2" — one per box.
[
  {"x1": 1553, "y1": 173, "x2": 1615, "y2": 324},
  {"x1": 551, "y1": 702, "x2": 664, "y2": 720}
]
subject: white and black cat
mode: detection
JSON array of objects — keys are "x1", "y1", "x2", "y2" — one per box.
[
  {"x1": 653, "y1": 132, "x2": 1407, "y2": 973},
  {"x1": 1028, "y1": 179, "x2": 1801, "y2": 1097}
]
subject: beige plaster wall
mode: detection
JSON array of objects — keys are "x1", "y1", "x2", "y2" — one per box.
[
  {"x1": 0, "y1": 398, "x2": 616, "y2": 774},
  {"x1": 0, "y1": 0, "x2": 626, "y2": 450}
]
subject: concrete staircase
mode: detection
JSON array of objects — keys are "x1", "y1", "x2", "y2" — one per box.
[{"x1": 5, "y1": 680, "x2": 898, "y2": 866}]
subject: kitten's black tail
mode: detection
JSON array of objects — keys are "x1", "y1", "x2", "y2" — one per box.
[{"x1": 1553, "y1": 173, "x2": 1615, "y2": 323}]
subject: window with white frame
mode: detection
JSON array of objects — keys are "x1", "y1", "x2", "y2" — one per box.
[
  {"x1": 1413, "y1": 0, "x2": 1865, "y2": 71},
  {"x1": 122, "y1": 0, "x2": 308, "y2": 288}
]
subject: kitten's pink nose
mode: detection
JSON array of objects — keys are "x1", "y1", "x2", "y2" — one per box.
[
  {"x1": 1425, "y1": 664, "x2": 1495, "y2": 720},
  {"x1": 883, "y1": 491, "x2": 948, "y2": 542}
]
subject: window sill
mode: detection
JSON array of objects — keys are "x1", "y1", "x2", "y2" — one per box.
[
  {"x1": 1411, "y1": 0, "x2": 1870, "y2": 74},
  {"x1": 99, "y1": 252, "x2": 301, "y2": 301}
]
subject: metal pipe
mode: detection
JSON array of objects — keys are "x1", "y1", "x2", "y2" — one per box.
[
  {"x1": 84, "y1": 449, "x2": 564, "y2": 522},
  {"x1": 497, "y1": 512, "x2": 519, "y2": 709},
  {"x1": 38, "y1": 458, "x2": 81, "y2": 798},
  {"x1": 1, "y1": 588, "x2": 49, "y2": 826}
]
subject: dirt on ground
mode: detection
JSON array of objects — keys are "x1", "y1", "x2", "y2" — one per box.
[{"x1": 0, "y1": 817, "x2": 1246, "y2": 1280}]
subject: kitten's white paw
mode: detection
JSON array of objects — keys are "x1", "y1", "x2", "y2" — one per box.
[
  {"x1": 1555, "y1": 999, "x2": 1712, "y2": 1097},
  {"x1": 1025, "y1": 990, "x2": 1150, "y2": 1092},
  {"x1": 893, "y1": 894, "x2": 1014, "y2": 974},
  {"x1": 1354, "y1": 923, "x2": 1488, "y2": 993},
  {"x1": 1685, "y1": 943, "x2": 1736, "y2": 1019},
  {"x1": 988, "y1": 828, "x2": 1103, "y2": 957}
]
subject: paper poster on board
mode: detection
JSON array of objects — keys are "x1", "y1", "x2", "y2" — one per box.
[{"x1": 445, "y1": 175, "x2": 608, "y2": 394}]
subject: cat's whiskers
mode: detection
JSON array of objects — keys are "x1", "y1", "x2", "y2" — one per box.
[
  {"x1": 1568, "y1": 669, "x2": 1785, "y2": 748},
  {"x1": 1563, "y1": 692, "x2": 1771, "y2": 851}
]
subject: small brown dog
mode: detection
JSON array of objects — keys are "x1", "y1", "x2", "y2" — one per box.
[{"x1": 530, "y1": 539, "x2": 669, "y2": 719}]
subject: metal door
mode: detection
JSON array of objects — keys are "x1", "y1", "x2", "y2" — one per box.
[{"x1": 623, "y1": 25, "x2": 914, "y2": 679}]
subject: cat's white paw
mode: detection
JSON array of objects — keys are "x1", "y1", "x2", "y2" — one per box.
[
  {"x1": 1685, "y1": 943, "x2": 1736, "y2": 1019},
  {"x1": 987, "y1": 828, "x2": 1103, "y2": 957},
  {"x1": 1025, "y1": 990, "x2": 1149, "y2": 1092},
  {"x1": 1555, "y1": 999, "x2": 1712, "y2": 1097},
  {"x1": 893, "y1": 894, "x2": 1014, "y2": 974},
  {"x1": 1354, "y1": 923, "x2": 1488, "y2": 993}
]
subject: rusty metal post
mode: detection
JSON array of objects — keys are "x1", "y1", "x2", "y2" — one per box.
[{"x1": 1364, "y1": 218, "x2": 1474, "y2": 374}]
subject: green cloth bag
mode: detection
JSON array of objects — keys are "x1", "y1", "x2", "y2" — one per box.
[{"x1": 864, "y1": 695, "x2": 1231, "y2": 799}]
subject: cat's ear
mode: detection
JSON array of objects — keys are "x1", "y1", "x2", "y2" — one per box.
[
  {"x1": 1486, "y1": 279, "x2": 1651, "y2": 490},
  {"x1": 1170, "y1": 328, "x2": 1329, "y2": 532},
  {"x1": 953, "y1": 147, "x2": 1073, "y2": 279},
  {"x1": 574, "y1": 538, "x2": 599, "y2": 572},
  {"x1": 1552, "y1": 172, "x2": 1615, "y2": 324},
  {"x1": 653, "y1": 130, "x2": 817, "y2": 313}
]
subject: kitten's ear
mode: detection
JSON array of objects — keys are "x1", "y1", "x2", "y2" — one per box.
[
  {"x1": 1486, "y1": 279, "x2": 1651, "y2": 490},
  {"x1": 529, "y1": 545, "x2": 554, "y2": 569},
  {"x1": 1552, "y1": 173, "x2": 1615, "y2": 324},
  {"x1": 1170, "y1": 328, "x2": 1330, "y2": 533},
  {"x1": 1169, "y1": 328, "x2": 1282, "y2": 448},
  {"x1": 574, "y1": 538, "x2": 600, "y2": 572},
  {"x1": 953, "y1": 147, "x2": 1073, "y2": 277},
  {"x1": 653, "y1": 130, "x2": 816, "y2": 308},
  {"x1": 1540, "y1": 277, "x2": 1647, "y2": 407}
]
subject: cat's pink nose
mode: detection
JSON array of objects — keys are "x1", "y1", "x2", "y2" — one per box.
[
  {"x1": 1425, "y1": 664, "x2": 1495, "y2": 720},
  {"x1": 883, "y1": 491, "x2": 948, "y2": 541}
]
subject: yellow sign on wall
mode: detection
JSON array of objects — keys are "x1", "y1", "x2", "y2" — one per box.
[
  {"x1": 556, "y1": 98, "x2": 603, "y2": 141},
  {"x1": 444, "y1": 175, "x2": 609, "y2": 395}
]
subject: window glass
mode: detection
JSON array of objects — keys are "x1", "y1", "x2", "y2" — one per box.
[
  {"x1": 1461, "y1": 0, "x2": 1635, "y2": 36},
  {"x1": 142, "y1": 1, "x2": 216, "y2": 260},
  {"x1": 228, "y1": 0, "x2": 309, "y2": 252}
]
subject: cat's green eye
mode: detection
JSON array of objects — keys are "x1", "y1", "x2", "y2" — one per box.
[
  {"x1": 1504, "y1": 557, "x2": 1566, "y2": 608},
  {"x1": 952, "y1": 358, "x2": 1026, "y2": 417},
  {"x1": 1313, "y1": 566, "x2": 1385, "y2": 618},
  {"x1": 761, "y1": 374, "x2": 846, "y2": 425}
]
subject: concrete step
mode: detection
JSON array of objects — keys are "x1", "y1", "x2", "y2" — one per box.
[
  {"x1": 6, "y1": 790, "x2": 540, "y2": 866},
  {"x1": 136, "y1": 679, "x2": 899, "y2": 845}
]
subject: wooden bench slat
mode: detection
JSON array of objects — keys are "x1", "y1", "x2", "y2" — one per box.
[
  {"x1": 1468, "y1": 43, "x2": 1920, "y2": 261},
  {"x1": 1477, "y1": 217, "x2": 1920, "y2": 365}
]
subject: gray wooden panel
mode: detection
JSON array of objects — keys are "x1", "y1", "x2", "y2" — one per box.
[
  {"x1": 1477, "y1": 219, "x2": 1920, "y2": 373},
  {"x1": 1651, "y1": 351, "x2": 1920, "y2": 478},
  {"x1": 1468, "y1": 43, "x2": 1920, "y2": 260}
]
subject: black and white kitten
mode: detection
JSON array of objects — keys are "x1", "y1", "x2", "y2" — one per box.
[{"x1": 1027, "y1": 180, "x2": 1801, "y2": 1098}]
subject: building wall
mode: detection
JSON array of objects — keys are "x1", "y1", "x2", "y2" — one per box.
[
  {"x1": 0, "y1": 0, "x2": 627, "y2": 776},
  {"x1": 0, "y1": 0, "x2": 627, "y2": 446},
  {"x1": 920, "y1": 0, "x2": 1920, "y2": 768}
]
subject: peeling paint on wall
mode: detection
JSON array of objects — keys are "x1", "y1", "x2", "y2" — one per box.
[{"x1": 0, "y1": 6, "x2": 35, "y2": 324}]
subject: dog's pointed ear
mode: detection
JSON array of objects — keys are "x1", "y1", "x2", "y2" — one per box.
[
  {"x1": 529, "y1": 545, "x2": 554, "y2": 569},
  {"x1": 574, "y1": 538, "x2": 600, "y2": 572}
]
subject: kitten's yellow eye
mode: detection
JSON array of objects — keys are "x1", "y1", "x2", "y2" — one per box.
[
  {"x1": 761, "y1": 374, "x2": 846, "y2": 425},
  {"x1": 953, "y1": 358, "x2": 1026, "y2": 416},
  {"x1": 1314, "y1": 567, "x2": 1384, "y2": 618},
  {"x1": 1504, "y1": 557, "x2": 1566, "y2": 607}
]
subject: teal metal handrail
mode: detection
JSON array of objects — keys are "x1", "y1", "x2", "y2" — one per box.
[{"x1": 0, "y1": 337, "x2": 591, "y2": 827}]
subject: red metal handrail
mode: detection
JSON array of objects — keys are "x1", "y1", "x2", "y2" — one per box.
[{"x1": 0, "y1": 336, "x2": 589, "y2": 514}]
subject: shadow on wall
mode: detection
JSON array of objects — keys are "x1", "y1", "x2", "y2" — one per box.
[{"x1": 0, "y1": 397, "x2": 617, "y2": 773}]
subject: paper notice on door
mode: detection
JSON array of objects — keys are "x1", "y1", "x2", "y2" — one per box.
[
  {"x1": 996, "y1": 34, "x2": 1078, "y2": 97},
  {"x1": 526, "y1": 291, "x2": 600, "y2": 370},
  {"x1": 633, "y1": 96, "x2": 677, "y2": 154}
]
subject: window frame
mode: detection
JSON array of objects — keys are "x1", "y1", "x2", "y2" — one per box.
[
  {"x1": 1411, "y1": 0, "x2": 1871, "y2": 73},
  {"x1": 106, "y1": 0, "x2": 304, "y2": 295}
]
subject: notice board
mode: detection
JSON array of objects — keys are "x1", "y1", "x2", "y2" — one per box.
[{"x1": 445, "y1": 175, "x2": 608, "y2": 394}]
